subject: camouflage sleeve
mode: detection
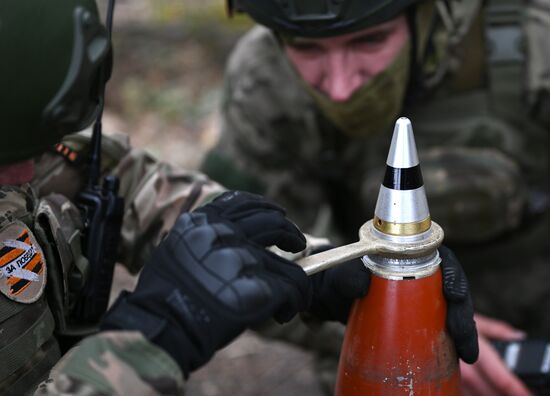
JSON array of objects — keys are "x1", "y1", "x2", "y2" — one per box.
[
  {"x1": 111, "y1": 144, "x2": 224, "y2": 274},
  {"x1": 34, "y1": 331, "x2": 185, "y2": 396},
  {"x1": 201, "y1": 27, "x2": 333, "y2": 237},
  {"x1": 34, "y1": 130, "x2": 225, "y2": 274},
  {"x1": 202, "y1": 28, "x2": 283, "y2": 196}
]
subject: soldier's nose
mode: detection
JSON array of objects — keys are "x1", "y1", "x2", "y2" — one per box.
[{"x1": 321, "y1": 51, "x2": 367, "y2": 102}]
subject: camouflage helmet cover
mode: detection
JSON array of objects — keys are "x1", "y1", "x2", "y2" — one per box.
[
  {"x1": 0, "y1": 0, "x2": 110, "y2": 164},
  {"x1": 230, "y1": 0, "x2": 422, "y2": 37}
]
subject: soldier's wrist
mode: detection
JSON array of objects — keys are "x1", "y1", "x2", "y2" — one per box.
[{"x1": 101, "y1": 291, "x2": 200, "y2": 376}]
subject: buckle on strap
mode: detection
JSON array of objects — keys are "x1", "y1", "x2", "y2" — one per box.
[{"x1": 485, "y1": 4, "x2": 524, "y2": 64}]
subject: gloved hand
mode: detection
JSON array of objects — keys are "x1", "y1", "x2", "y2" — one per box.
[
  {"x1": 199, "y1": 192, "x2": 372, "y2": 324},
  {"x1": 440, "y1": 245, "x2": 479, "y2": 364},
  {"x1": 101, "y1": 209, "x2": 311, "y2": 376},
  {"x1": 307, "y1": 250, "x2": 371, "y2": 324},
  {"x1": 195, "y1": 191, "x2": 306, "y2": 253},
  {"x1": 304, "y1": 244, "x2": 479, "y2": 365}
]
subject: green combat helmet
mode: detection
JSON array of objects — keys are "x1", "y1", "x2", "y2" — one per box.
[
  {"x1": 0, "y1": 0, "x2": 110, "y2": 164},
  {"x1": 227, "y1": 0, "x2": 423, "y2": 38}
]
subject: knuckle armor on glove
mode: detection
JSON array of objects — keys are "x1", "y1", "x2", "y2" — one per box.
[{"x1": 102, "y1": 211, "x2": 311, "y2": 375}]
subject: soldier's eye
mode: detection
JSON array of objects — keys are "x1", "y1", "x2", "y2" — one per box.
[
  {"x1": 287, "y1": 42, "x2": 323, "y2": 54},
  {"x1": 350, "y1": 31, "x2": 391, "y2": 47}
]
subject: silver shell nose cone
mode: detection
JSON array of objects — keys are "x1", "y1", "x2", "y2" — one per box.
[
  {"x1": 374, "y1": 117, "x2": 431, "y2": 236},
  {"x1": 386, "y1": 117, "x2": 419, "y2": 169}
]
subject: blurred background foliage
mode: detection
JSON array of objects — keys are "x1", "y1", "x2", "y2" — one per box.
[{"x1": 98, "y1": 0, "x2": 252, "y2": 168}]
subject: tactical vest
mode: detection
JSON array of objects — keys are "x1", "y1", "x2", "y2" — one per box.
[
  {"x1": 0, "y1": 185, "x2": 87, "y2": 394},
  {"x1": 405, "y1": 0, "x2": 550, "y2": 333},
  {"x1": 397, "y1": 0, "x2": 548, "y2": 234}
]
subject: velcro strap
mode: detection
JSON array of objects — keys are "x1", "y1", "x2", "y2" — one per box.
[
  {"x1": 485, "y1": 0, "x2": 524, "y2": 118},
  {"x1": 0, "y1": 338, "x2": 60, "y2": 394},
  {"x1": 0, "y1": 299, "x2": 55, "y2": 380},
  {"x1": 101, "y1": 291, "x2": 167, "y2": 339}
]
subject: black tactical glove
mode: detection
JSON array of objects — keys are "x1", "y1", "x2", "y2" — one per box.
[
  {"x1": 101, "y1": 210, "x2": 311, "y2": 376},
  {"x1": 440, "y1": 245, "x2": 479, "y2": 364},
  {"x1": 307, "y1": 249, "x2": 371, "y2": 324},
  {"x1": 195, "y1": 191, "x2": 306, "y2": 253}
]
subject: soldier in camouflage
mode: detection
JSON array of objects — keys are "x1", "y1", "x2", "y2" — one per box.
[
  {"x1": 0, "y1": 1, "x2": 376, "y2": 394},
  {"x1": 0, "y1": 0, "x2": 223, "y2": 393},
  {"x1": 1, "y1": 0, "x2": 479, "y2": 394},
  {"x1": 202, "y1": 0, "x2": 550, "y2": 394},
  {"x1": 36, "y1": 189, "x2": 353, "y2": 395}
]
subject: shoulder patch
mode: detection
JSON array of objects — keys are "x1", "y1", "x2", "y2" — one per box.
[{"x1": 0, "y1": 221, "x2": 46, "y2": 303}]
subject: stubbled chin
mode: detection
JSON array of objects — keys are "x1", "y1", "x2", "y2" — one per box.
[{"x1": 0, "y1": 160, "x2": 35, "y2": 185}]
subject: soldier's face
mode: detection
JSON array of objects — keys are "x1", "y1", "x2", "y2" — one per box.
[{"x1": 284, "y1": 15, "x2": 410, "y2": 102}]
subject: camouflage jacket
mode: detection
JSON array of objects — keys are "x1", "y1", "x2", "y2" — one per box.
[
  {"x1": 0, "y1": 130, "x2": 222, "y2": 395},
  {"x1": 5, "y1": 130, "x2": 328, "y2": 396},
  {"x1": 203, "y1": 1, "x2": 550, "y2": 336}
]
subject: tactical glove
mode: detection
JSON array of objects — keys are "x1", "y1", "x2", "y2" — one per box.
[
  {"x1": 440, "y1": 245, "x2": 479, "y2": 364},
  {"x1": 307, "y1": 252, "x2": 371, "y2": 324},
  {"x1": 200, "y1": 192, "x2": 373, "y2": 324},
  {"x1": 101, "y1": 210, "x2": 311, "y2": 376},
  {"x1": 195, "y1": 191, "x2": 306, "y2": 253}
]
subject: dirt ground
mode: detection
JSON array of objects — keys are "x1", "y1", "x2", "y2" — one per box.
[{"x1": 102, "y1": 1, "x2": 326, "y2": 394}]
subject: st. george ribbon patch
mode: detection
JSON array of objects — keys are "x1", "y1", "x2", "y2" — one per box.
[{"x1": 0, "y1": 221, "x2": 46, "y2": 303}]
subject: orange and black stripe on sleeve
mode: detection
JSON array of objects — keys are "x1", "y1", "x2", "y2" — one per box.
[{"x1": 0, "y1": 230, "x2": 43, "y2": 295}]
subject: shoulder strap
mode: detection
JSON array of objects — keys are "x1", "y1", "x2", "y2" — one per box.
[{"x1": 485, "y1": 0, "x2": 525, "y2": 120}]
